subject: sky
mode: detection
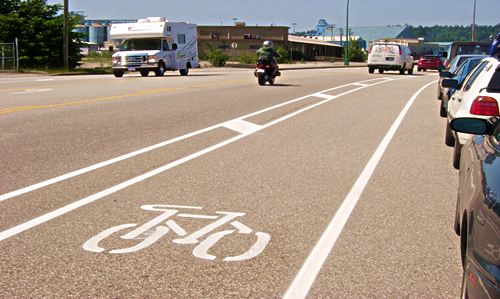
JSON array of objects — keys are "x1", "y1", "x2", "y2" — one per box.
[{"x1": 45, "y1": 0, "x2": 499, "y2": 32}]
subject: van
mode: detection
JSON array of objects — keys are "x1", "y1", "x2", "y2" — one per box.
[{"x1": 367, "y1": 41, "x2": 414, "y2": 75}]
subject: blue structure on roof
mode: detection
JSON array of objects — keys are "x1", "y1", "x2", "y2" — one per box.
[{"x1": 305, "y1": 19, "x2": 335, "y2": 36}]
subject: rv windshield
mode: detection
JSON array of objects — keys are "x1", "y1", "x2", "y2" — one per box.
[{"x1": 121, "y1": 39, "x2": 162, "y2": 51}]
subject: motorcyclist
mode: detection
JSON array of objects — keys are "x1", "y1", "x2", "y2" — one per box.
[{"x1": 256, "y1": 40, "x2": 281, "y2": 76}]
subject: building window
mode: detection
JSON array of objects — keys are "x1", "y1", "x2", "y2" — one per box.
[
  {"x1": 212, "y1": 30, "x2": 222, "y2": 39},
  {"x1": 219, "y1": 45, "x2": 229, "y2": 51},
  {"x1": 200, "y1": 30, "x2": 209, "y2": 36},
  {"x1": 177, "y1": 34, "x2": 186, "y2": 44}
]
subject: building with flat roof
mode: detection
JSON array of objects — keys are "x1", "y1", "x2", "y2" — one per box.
[{"x1": 197, "y1": 23, "x2": 343, "y2": 60}]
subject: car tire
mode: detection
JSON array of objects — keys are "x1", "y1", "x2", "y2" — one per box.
[
  {"x1": 180, "y1": 68, "x2": 189, "y2": 76},
  {"x1": 418, "y1": 68, "x2": 421, "y2": 72},
  {"x1": 408, "y1": 64, "x2": 414, "y2": 75},
  {"x1": 154, "y1": 62, "x2": 165, "y2": 76},
  {"x1": 445, "y1": 120, "x2": 455, "y2": 146},
  {"x1": 440, "y1": 99, "x2": 447, "y2": 117},
  {"x1": 113, "y1": 71, "x2": 124, "y2": 78},
  {"x1": 400, "y1": 65, "x2": 405, "y2": 75},
  {"x1": 140, "y1": 70, "x2": 149, "y2": 77},
  {"x1": 454, "y1": 193, "x2": 461, "y2": 235},
  {"x1": 378, "y1": 69, "x2": 384, "y2": 74},
  {"x1": 368, "y1": 67, "x2": 374, "y2": 74},
  {"x1": 453, "y1": 141, "x2": 462, "y2": 169}
]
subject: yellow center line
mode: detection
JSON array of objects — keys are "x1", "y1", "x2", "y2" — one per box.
[
  {"x1": 1, "y1": 71, "x2": 340, "y2": 114},
  {"x1": 0, "y1": 78, "x2": 252, "y2": 114}
]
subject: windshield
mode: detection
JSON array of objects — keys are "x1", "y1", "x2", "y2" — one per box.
[{"x1": 121, "y1": 39, "x2": 162, "y2": 51}]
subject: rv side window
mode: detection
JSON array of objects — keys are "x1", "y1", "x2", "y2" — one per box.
[
  {"x1": 165, "y1": 26, "x2": 171, "y2": 32},
  {"x1": 177, "y1": 34, "x2": 186, "y2": 44}
]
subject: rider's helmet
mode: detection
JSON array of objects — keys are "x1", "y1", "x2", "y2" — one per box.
[{"x1": 263, "y1": 40, "x2": 273, "y2": 47}]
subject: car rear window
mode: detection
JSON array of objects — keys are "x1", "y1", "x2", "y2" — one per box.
[
  {"x1": 486, "y1": 66, "x2": 500, "y2": 93},
  {"x1": 422, "y1": 56, "x2": 440, "y2": 59},
  {"x1": 372, "y1": 45, "x2": 398, "y2": 54}
]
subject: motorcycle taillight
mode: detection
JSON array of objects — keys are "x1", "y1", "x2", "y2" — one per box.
[{"x1": 259, "y1": 63, "x2": 265, "y2": 68}]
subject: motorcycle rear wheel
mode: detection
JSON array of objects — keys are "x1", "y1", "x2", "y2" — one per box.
[{"x1": 258, "y1": 76, "x2": 266, "y2": 86}]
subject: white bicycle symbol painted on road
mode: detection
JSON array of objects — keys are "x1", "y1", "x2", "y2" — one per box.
[{"x1": 83, "y1": 205, "x2": 270, "y2": 261}]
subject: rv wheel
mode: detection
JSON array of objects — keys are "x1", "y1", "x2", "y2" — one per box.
[{"x1": 154, "y1": 62, "x2": 165, "y2": 76}]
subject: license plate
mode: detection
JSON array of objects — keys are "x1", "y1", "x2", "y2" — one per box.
[
  {"x1": 256, "y1": 69, "x2": 265, "y2": 73},
  {"x1": 128, "y1": 67, "x2": 135, "y2": 71},
  {"x1": 385, "y1": 57, "x2": 395, "y2": 61}
]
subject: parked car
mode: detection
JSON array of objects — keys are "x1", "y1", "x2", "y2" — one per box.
[
  {"x1": 442, "y1": 57, "x2": 500, "y2": 168},
  {"x1": 438, "y1": 57, "x2": 486, "y2": 117},
  {"x1": 367, "y1": 41, "x2": 414, "y2": 75},
  {"x1": 449, "y1": 117, "x2": 500, "y2": 299},
  {"x1": 417, "y1": 54, "x2": 443, "y2": 71},
  {"x1": 445, "y1": 54, "x2": 489, "y2": 76}
]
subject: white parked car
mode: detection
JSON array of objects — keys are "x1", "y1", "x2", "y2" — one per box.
[
  {"x1": 442, "y1": 56, "x2": 500, "y2": 168},
  {"x1": 367, "y1": 41, "x2": 414, "y2": 75}
]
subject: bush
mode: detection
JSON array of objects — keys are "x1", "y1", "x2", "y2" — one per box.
[
  {"x1": 205, "y1": 44, "x2": 229, "y2": 67},
  {"x1": 238, "y1": 52, "x2": 257, "y2": 64}
]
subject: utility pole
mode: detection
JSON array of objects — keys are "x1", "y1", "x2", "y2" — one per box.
[
  {"x1": 344, "y1": 0, "x2": 350, "y2": 66},
  {"x1": 63, "y1": 0, "x2": 69, "y2": 69}
]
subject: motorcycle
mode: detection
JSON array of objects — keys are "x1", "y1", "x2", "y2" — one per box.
[{"x1": 254, "y1": 56, "x2": 280, "y2": 85}]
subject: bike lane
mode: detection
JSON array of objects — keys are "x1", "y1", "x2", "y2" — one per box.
[{"x1": 0, "y1": 74, "x2": 451, "y2": 297}]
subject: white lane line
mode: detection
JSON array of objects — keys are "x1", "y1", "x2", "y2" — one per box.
[
  {"x1": 283, "y1": 80, "x2": 438, "y2": 299},
  {"x1": 0, "y1": 78, "x2": 406, "y2": 242},
  {"x1": 1, "y1": 79, "x2": 394, "y2": 202}
]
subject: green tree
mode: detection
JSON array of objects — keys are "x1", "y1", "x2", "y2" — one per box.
[
  {"x1": 0, "y1": 0, "x2": 84, "y2": 69},
  {"x1": 344, "y1": 38, "x2": 367, "y2": 62}
]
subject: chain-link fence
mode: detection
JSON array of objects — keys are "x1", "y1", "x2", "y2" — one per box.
[{"x1": 1, "y1": 39, "x2": 19, "y2": 71}]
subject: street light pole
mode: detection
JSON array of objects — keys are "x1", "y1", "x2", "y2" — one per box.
[
  {"x1": 292, "y1": 22, "x2": 296, "y2": 34},
  {"x1": 472, "y1": 0, "x2": 476, "y2": 41},
  {"x1": 63, "y1": 0, "x2": 69, "y2": 69},
  {"x1": 344, "y1": 0, "x2": 350, "y2": 66}
]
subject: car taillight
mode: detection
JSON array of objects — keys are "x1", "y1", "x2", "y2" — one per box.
[
  {"x1": 399, "y1": 49, "x2": 402, "y2": 55},
  {"x1": 369, "y1": 48, "x2": 372, "y2": 54},
  {"x1": 470, "y1": 96, "x2": 500, "y2": 116}
]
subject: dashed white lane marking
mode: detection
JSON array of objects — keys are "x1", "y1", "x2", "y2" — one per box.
[
  {"x1": 283, "y1": 80, "x2": 438, "y2": 299},
  {"x1": 223, "y1": 119, "x2": 263, "y2": 134}
]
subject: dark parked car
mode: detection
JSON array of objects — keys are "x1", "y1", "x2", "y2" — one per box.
[
  {"x1": 417, "y1": 54, "x2": 443, "y2": 71},
  {"x1": 450, "y1": 117, "x2": 500, "y2": 298},
  {"x1": 437, "y1": 57, "x2": 486, "y2": 117}
]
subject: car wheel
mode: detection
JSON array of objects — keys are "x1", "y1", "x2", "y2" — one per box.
[
  {"x1": 453, "y1": 141, "x2": 462, "y2": 169},
  {"x1": 378, "y1": 69, "x2": 384, "y2": 74},
  {"x1": 180, "y1": 68, "x2": 189, "y2": 76},
  {"x1": 400, "y1": 65, "x2": 405, "y2": 75},
  {"x1": 154, "y1": 62, "x2": 165, "y2": 76},
  {"x1": 418, "y1": 68, "x2": 421, "y2": 72},
  {"x1": 423, "y1": 69, "x2": 427, "y2": 72},
  {"x1": 140, "y1": 70, "x2": 149, "y2": 77},
  {"x1": 440, "y1": 99, "x2": 447, "y2": 117},
  {"x1": 445, "y1": 120, "x2": 455, "y2": 146},
  {"x1": 113, "y1": 71, "x2": 124, "y2": 78},
  {"x1": 407, "y1": 64, "x2": 414, "y2": 75},
  {"x1": 454, "y1": 193, "x2": 461, "y2": 235},
  {"x1": 368, "y1": 67, "x2": 374, "y2": 74}
]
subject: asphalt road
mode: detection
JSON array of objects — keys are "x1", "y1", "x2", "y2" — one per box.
[{"x1": 1, "y1": 66, "x2": 462, "y2": 298}]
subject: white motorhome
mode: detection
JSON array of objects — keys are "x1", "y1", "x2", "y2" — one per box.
[{"x1": 109, "y1": 17, "x2": 198, "y2": 77}]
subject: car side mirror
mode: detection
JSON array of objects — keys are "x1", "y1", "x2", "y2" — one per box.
[
  {"x1": 172, "y1": 43, "x2": 178, "y2": 50},
  {"x1": 450, "y1": 118, "x2": 489, "y2": 135},
  {"x1": 437, "y1": 65, "x2": 445, "y2": 71},
  {"x1": 442, "y1": 79, "x2": 459, "y2": 88},
  {"x1": 439, "y1": 71, "x2": 451, "y2": 78}
]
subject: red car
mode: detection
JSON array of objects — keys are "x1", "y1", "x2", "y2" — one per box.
[{"x1": 417, "y1": 55, "x2": 443, "y2": 71}]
